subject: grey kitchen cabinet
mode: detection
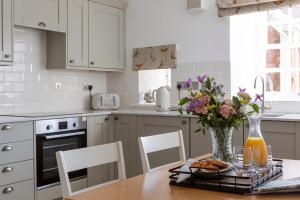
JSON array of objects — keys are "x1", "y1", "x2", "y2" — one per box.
[
  {"x1": 88, "y1": 1, "x2": 125, "y2": 71},
  {"x1": 136, "y1": 116, "x2": 190, "y2": 173},
  {"x1": 0, "y1": 121, "x2": 34, "y2": 200},
  {"x1": 245, "y1": 120, "x2": 297, "y2": 159},
  {"x1": 0, "y1": 0, "x2": 13, "y2": 65},
  {"x1": 87, "y1": 115, "x2": 114, "y2": 187},
  {"x1": 190, "y1": 118, "x2": 244, "y2": 158},
  {"x1": 67, "y1": 0, "x2": 89, "y2": 67},
  {"x1": 14, "y1": 0, "x2": 67, "y2": 32},
  {"x1": 110, "y1": 114, "x2": 138, "y2": 178}
]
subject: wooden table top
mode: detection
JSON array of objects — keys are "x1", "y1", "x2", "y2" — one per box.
[{"x1": 65, "y1": 155, "x2": 300, "y2": 200}]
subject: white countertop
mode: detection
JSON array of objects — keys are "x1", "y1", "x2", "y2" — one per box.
[{"x1": 0, "y1": 109, "x2": 300, "y2": 123}]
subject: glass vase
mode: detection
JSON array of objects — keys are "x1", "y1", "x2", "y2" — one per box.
[
  {"x1": 245, "y1": 113, "x2": 268, "y2": 166},
  {"x1": 210, "y1": 127, "x2": 233, "y2": 163}
]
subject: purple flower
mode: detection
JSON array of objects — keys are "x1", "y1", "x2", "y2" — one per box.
[
  {"x1": 182, "y1": 78, "x2": 192, "y2": 89},
  {"x1": 196, "y1": 75, "x2": 206, "y2": 83},
  {"x1": 255, "y1": 94, "x2": 263, "y2": 102},
  {"x1": 239, "y1": 87, "x2": 247, "y2": 93}
]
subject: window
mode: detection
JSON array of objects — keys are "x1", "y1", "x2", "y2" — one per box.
[
  {"x1": 138, "y1": 69, "x2": 171, "y2": 104},
  {"x1": 231, "y1": 5, "x2": 300, "y2": 101}
]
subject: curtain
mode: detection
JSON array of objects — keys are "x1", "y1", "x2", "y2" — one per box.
[
  {"x1": 217, "y1": 0, "x2": 300, "y2": 17},
  {"x1": 132, "y1": 44, "x2": 177, "y2": 70}
]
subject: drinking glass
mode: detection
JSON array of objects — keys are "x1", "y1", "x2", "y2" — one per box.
[
  {"x1": 233, "y1": 146, "x2": 253, "y2": 175},
  {"x1": 253, "y1": 145, "x2": 273, "y2": 170}
]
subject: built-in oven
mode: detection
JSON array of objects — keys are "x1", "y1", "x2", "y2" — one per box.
[{"x1": 35, "y1": 117, "x2": 87, "y2": 190}]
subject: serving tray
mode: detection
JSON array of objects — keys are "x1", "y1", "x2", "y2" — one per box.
[{"x1": 169, "y1": 158, "x2": 283, "y2": 194}]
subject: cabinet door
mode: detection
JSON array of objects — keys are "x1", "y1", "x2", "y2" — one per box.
[
  {"x1": 137, "y1": 116, "x2": 190, "y2": 172},
  {"x1": 67, "y1": 0, "x2": 88, "y2": 67},
  {"x1": 87, "y1": 115, "x2": 113, "y2": 186},
  {"x1": 111, "y1": 115, "x2": 138, "y2": 178},
  {"x1": 89, "y1": 2, "x2": 124, "y2": 70},
  {"x1": 2, "y1": 0, "x2": 12, "y2": 62},
  {"x1": 190, "y1": 118, "x2": 244, "y2": 158},
  {"x1": 14, "y1": 0, "x2": 67, "y2": 32}
]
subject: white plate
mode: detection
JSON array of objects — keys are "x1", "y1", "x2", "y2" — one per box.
[{"x1": 197, "y1": 162, "x2": 234, "y2": 174}]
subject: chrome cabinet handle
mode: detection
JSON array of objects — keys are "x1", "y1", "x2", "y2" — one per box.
[
  {"x1": 104, "y1": 117, "x2": 109, "y2": 121},
  {"x1": 2, "y1": 187, "x2": 14, "y2": 194},
  {"x1": 182, "y1": 120, "x2": 187, "y2": 125},
  {"x1": 2, "y1": 145, "x2": 13, "y2": 152},
  {"x1": 1, "y1": 124, "x2": 12, "y2": 131},
  {"x1": 38, "y1": 22, "x2": 46, "y2": 27},
  {"x1": 69, "y1": 59, "x2": 74, "y2": 64},
  {"x1": 2, "y1": 167, "x2": 13, "y2": 173},
  {"x1": 90, "y1": 61, "x2": 95, "y2": 65},
  {"x1": 4, "y1": 54, "x2": 10, "y2": 59}
]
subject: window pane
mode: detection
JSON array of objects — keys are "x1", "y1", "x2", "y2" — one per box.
[
  {"x1": 292, "y1": 22, "x2": 300, "y2": 43},
  {"x1": 266, "y1": 49, "x2": 280, "y2": 68},
  {"x1": 268, "y1": 26, "x2": 280, "y2": 44},
  {"x1": 266, "y1": 72, "x2": 280, "y2": 92},
  {"x1": 292, "y1": 48, "x2": 300, "y2": 68},
  {"x1": 292, "y1": 6, "x2": 300, "y2": 19},
  {"x1": 268, "y1": 8, "x2": 289, "y2": 21},
  {"x1": 291, "y1": 72, "x2": 300, "y2": 93}
]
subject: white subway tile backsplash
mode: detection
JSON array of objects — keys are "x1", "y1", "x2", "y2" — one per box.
[{"x1": 0, "y1": 27, "x2": 107, "y2": 113}]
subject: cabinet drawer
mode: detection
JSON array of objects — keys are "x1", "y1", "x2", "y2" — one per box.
[
  {"x1": 0, "y1": 141, "x2": 33, "y2": 165},
  {"x1": 0, "y1": 160, "x2": 34, "y2": 186},
  {"x1": 0, "y1": 179, "x2": 34, "y2": 200},
  {"x1": 0, "y1": 121, "x2": 33, "y2": 144}
]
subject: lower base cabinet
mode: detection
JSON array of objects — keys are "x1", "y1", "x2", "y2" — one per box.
[
  {"x1": 137, "y1": 116, "x2": 190, "y2": 172},
  {"x1": 87, "y1": 115, "x2": 114, "y2": 187},
  {"x1": 0, "y1": 179, "x2": 34, "y2": 200}
]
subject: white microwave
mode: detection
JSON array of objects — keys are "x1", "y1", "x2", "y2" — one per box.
[{"x1": 91, "y1": 93, "x2": 120, "y2": 110}]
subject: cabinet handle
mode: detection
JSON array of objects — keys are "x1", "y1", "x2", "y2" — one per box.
[
  {"x1": 4, "y1": 54, "x2": 10, "y2": 59},
  {"x1": 2, "y1": 187, "x2": 14, "y2": 194},
  {"x1": 2, "y1": 167, "x2": 13, "y2": 173},
  {"x1": 69, "y1": 59, "x2": 74, "y2": 64},
  {"x1": 1, "y1": 124, "x2": 12, "y2": 131},
  {"x1": 90, "y1": 61, "x2": 95, "y2": 65},
  {"x1": 104, "y1": 117, "x2": 109, "y2": 121},
  {"x1": 114, "y1": 117, "x2": 119, "y2": 120},
  {"x1": 2, "y1": 145, "x2": 13, "y2": 152},
  {"x1": 182, "y1": 120, "x2": 187, "y2": 125},
  {"x1": 38, "y1": 22, "x2": 46, "y2": 27}
]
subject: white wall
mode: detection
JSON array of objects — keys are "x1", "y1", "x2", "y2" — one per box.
[
  {"x1": 108, "y1": 0, "x2": 231, "y2": 107},
  {"x1": 0, "y1": 27, "x2": 106, "y2": 114}
]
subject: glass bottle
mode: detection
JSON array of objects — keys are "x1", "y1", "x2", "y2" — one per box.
[{"x1": 245, "y1": 113, "x2": 268, "y2": 166}]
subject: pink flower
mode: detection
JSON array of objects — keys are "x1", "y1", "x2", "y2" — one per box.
[
  {"x1": 201, "y1": 95, "x2": 210, "y2": 104},
  {"x1": 195, "y1": 106, "x2": 208, "y2": 114},
  {"x1": 220, "y1": 105, "x2": 236, "y2": 119}
]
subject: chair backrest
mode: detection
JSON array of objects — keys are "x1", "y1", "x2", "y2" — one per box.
[
  {"x1": 138, "y1": 130, "x2": 186, "y2": 173},
  {"x1": 56, "y1": 141, "x2": 126, "y2": 197}
]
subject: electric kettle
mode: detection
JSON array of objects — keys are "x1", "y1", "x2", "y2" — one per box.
[{"x1": 152, "y1": 86, "x2": 171, "y2": 112}]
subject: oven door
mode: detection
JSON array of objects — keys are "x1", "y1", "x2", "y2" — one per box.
[{"x1": 36, "y1": 130, "x2": 87, "y2": 189}]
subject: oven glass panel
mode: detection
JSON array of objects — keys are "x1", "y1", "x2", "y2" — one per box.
[{"x1": 36, "y1": 132, "x2": 87, "y2": 188}]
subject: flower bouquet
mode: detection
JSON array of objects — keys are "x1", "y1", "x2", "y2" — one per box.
[{"x1": 178, "y1": 75, "x2": 259, "y2": 162}]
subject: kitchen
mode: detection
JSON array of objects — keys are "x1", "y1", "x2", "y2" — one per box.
[{"x1": 1, "y1": 0, "x2": 300, "y2": 200}]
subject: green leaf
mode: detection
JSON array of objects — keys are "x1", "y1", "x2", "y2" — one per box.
[
  {"x1": 206, "y1": 78, "x2": 211, "y2": 90},
  {"x1": 252, "y1": 103, "x2": 259, "y2": 113},
  {"x1": 179, "y1": 97, "x2": 190, "y2": 106},
  {"x1": 232, "y1": 96, "x2": 241, "y2": 108}
]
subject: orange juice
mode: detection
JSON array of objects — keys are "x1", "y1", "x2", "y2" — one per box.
[{"x1": 245, "y1": 137, "x2": 268, "y2": 166}]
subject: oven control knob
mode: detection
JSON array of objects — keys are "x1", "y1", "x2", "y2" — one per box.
[
  {"x1": 73, "y1": 122, "x2": 77, "y2": 128},
  {"x1": 46, "y1": 125, "x2": 52, "y2": 130}
]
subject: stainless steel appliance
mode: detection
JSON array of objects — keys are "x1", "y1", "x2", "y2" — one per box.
[
  {"x1": 35, "y1": 117, "x2": 87, "y2": 191},
  {"x1": 91, "y1": 93, "x2": 120, "y2": 110}
]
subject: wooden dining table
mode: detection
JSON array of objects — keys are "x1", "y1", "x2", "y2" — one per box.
[{"x1": 65, "y1": 155, "x2": 300, "y2": 200}]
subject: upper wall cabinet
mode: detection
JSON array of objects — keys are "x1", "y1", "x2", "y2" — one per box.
[
  {"x1": 67, "y1": 0, "x2": 88, "y2": 67},
  {"x1": 0, "y1": 0, "x2": 13, "y2": 65},
  {"x1": 14, "y1": 0, "x2": 67, "y2": 32},
  {"x1": 89, "y1": 1, "x2": 125, "y2": 71}
]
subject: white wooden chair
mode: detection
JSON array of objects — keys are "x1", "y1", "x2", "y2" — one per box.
[
  {"x1": 138, "y1": 130, "x2": 186, "y2": 173},
  {"x1": 56, "y1": 141, "x2": 126, "y2": 197}
]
